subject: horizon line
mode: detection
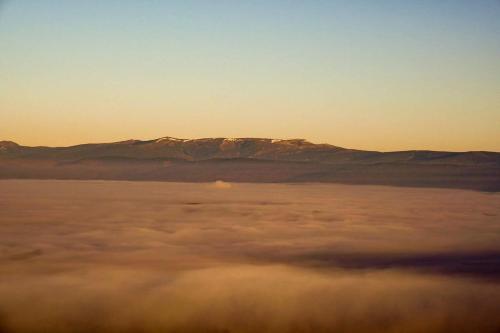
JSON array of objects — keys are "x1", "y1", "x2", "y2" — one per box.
[{"x1": 1, "y1": 137, "x2": 498, "y2": 154}]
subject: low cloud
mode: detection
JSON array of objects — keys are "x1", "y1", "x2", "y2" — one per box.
[
  {"x1": 1, "y1": 180, "x2": 499, "y2": 332},
  {"x1": 1, "y1": 265, "x2": 500, "y2": 333}
]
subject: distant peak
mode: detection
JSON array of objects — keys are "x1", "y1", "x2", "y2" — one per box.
[
  {"x1": 0, "y1": 141, "x2": 20, "y2": 152},
  {"x1": 113, "y1": 139, "x2": 142, "y2": 145},
  {"x1": 272, "y1": 138, "x2": 309, "y2": 144},
  {"x1": 0, "y1": 140, "x2": 19, "y2": 147},
  {"x1": 155, "y1": 137, "x2": 187, "y2": 143},
  {"x1": 150, "y1": 137, "x2": 329, "y2": 147}
]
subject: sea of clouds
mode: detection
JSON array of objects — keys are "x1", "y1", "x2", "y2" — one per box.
[{"x1": 0, "y1": 180, "x2": 499, "y2": 332}]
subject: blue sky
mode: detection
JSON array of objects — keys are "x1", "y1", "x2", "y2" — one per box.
[{"x1": 1, "y1": 0, "x2": 499, "y2": 150}]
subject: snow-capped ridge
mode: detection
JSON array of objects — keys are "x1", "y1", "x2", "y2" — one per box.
[{"x1": 156, "y1": 137, "x2": 187, "y2": 143}]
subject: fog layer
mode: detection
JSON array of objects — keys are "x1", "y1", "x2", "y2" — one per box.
[{"x1": 1, "y1": 180, "x2": 499, "y2": 332}]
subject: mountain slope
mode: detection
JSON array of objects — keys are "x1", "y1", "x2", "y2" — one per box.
[{"x1": 1, "y1": 137, "x2": 499, "y2": 191}]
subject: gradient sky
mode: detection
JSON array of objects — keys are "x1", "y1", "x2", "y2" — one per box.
[{"x1": 1, "y1": 0, "x2": 499, "y2": 151}]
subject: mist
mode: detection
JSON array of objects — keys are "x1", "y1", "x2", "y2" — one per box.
[{"x1": 1, "y1": 180, "x2": 499, "y2": 332}]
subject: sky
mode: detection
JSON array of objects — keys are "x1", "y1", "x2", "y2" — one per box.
[{"x1": 0, "y1": 0, "x2": 499, "y2": 151}]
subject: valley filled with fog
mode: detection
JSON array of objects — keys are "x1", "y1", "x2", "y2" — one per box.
[{"x1": 0, "y1": 180, "x2": 499, "y2": 333}]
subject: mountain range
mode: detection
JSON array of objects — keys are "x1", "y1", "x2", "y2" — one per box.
[{"x1": 1, "y1": 137, "x2": 499, "y2": 191}]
